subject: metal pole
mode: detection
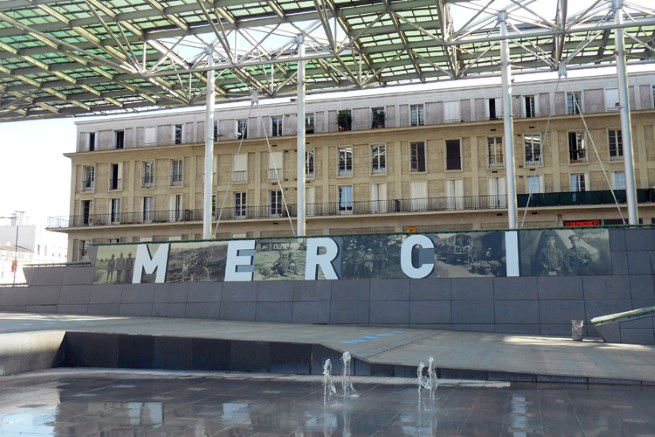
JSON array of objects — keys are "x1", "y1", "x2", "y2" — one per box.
[
  {"x1": 499, "y1": 11, "x2": 518, "y2": 229},
  {"x1": 203, "y1": 48, "x2": 216, "y2": 239},
  {"x1": 12, "y1": 214, "x2": 18, "y2": 286},
  {"x1": 614, "y1": 0, "x2": 638, "y2": 224},
  {"x1": 296, "y1": 34, "x2": 306, "y2": 236}
]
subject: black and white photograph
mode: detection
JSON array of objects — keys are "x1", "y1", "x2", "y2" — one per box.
[
  {"x1": 339, "y1": 234, "x2": 405, "y2": 280},
  {"x1": 434, "y1": 232, "x2": 506, "y2": 278},
  {"x1": 93, "y1": 244, "x2": 137, "y2": 284},
  {"x1": 166, "y1": 241, "x2": 228, "y2": 282},
  {"x1": 519, "y1": 228, "x2": 611, "y2": 276},
  {"x1": 253, "y1": 239, "x2": 306, "y2": 280}
]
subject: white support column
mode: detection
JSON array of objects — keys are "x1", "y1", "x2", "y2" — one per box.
[
  {"x1": 203, "y1": 49, "x2": 215, "y2": 239},
  {"x1": 296, "y1": 34, "x2": 306, "y2": 236},
  {"x1": 499, "y1": 11, "x2": 518, "y2": 229},
  {"x1": 614, "y1": 0, "x2": 638, "y2": 224}
]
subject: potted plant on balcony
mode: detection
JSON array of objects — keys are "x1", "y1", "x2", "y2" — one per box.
[{"x1": 337, "y1": 110, "x2": 352, "y2": 131}]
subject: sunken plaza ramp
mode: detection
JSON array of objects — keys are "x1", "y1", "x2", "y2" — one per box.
[{"x1": 0, "y1": 312, "x2": 653, "y2": 385}]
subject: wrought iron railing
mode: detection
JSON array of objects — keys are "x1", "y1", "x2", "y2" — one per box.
[{"x1": 47, "y1": 189, "x2": 655, "y2": 229}]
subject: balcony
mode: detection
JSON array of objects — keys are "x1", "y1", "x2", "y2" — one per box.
[{"x1": 47, "y1": 189, "x2": 655, "y2": 230}]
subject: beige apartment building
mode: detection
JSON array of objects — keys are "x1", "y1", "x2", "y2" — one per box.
[{"x1": 50, "y1": 72, "x2": 655, "y2": 261}]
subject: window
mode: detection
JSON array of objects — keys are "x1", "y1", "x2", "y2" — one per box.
[
  {"x1": 446, "y1": 179, "x2": 464, "y2": 210},
  {"x1": 338, "y1": 146, "x2": 353, "y2": 177},
  {"x1": 524, "y1": 134, "x2": 542, "y2": 166},
  {"x1": 571, "y1": 173, "x2": 587, "y2": 192},
  {"x1": 337, "y1": 110, "x2": 352, "y2": 131},
  {"x1": 488, "y1": 177, "x2": 507, "y2": 208},
  {"x1": 568, "y1": 132, "x2": 587, "y2": 163},
  {"x1": 410, "y1": 181, "x2": 428, "y2": 211},
  {"x1": 613, "y1": 172, "x2": 626, "y2": 190},
  {"x1": 370, "y1": 183, "x2": 388, "y2": 213},
  {"x1": 109, "y1": 163, "x2": 122, "y2": 190},
  {"x1": 174, "y1": 124, "x2": 183, "y2": 144},
  {"x1": 114, "y1": 130, "x2": 124, "y2": 149},
  {"x1": 82, "y1": 200, "x2": 92, "y2": 225},
  {"x1": 232, "y1": 153, "x2": 247, "y2": 182},
  {"x1": 410, "y1": 142, "x2": 426, "y2": 172},
  {"x1": 79, "y1": 240, "x2": 88, "y2": 261},
  {"x1": 305, "y1": 113, "x2": 315, "y2": 134},
  {"x1": 170, "y1": 194, "x2": 182, "y2": 221},
  {"x1": 170, "y1": 159, "x2": 183, "y2": 186},
  {"x1": 82, "y1": 165, "x2": 95, "y2": 191},
  {"x1": 142, "y1": 161, "x2": 155, "y2": 188},
  {"x1": 236, "y1": 119, "x2": 248, "y2": 139},
  {"x1": 305, "y1": 150, "x2": 315, "y2": 179},
  {"x1": 234, "y1": 192, "x2": 247, "y2": 218},
  {"x1": 443, "y1": 101, "x2": 460, "y2": 123},
  {"x1": 371, "y1": 144, "x2": 386, "y2": 175},
  {"x1": 524, "y1": 95, "x2": 537, "y2": 118},
  {"x1": 338, "y1": 186, "x2": 353, "y2": 214},
  {"x1": 270, "y1": 190, "x2": 283, "y2": 216},
  {"x1": 605, "y1": 88, "x2": 620, "y2": 111},
  {"x1": 142, "y1": 196, "x2": 155, "y2": 222},
  {"x1": 268, "y1": 151, "x2": 283, "y2": 180},
  {"x1": 486, "y1": 98, "x2": 502, "y2": 120},
  {"x1": 87, "y1": 132, "x2": 96, "y2": 151},
  {"x1": 487, "y1": 137, "x2": 504, "y2": 168},
  {"x1": 212, "y1": 193, "x2": 217, "y2": 219},
  {"x1": 608, "y1": 129, "x2": 623, "y2": 161},
  {"x1": 566, "y1": 91, "x2": 582, "y2": 115},
  {"x1": 144, "y1": 126, "x2": 157, "y2": 146},
  {"x1": 527, "y1": 175, "x2": 543, "y2": 194},
  {"x1": 445, "y1": 139, "x2": 461, "y2": 170},
  {"x1": 410, "y1": 104, "x2": 425, "y2": 126},
  {"x1": 371, "y1": 107, "x2": 385, "y2": 129},
  {"x1": 110, "y1": 198, "x2": 121, "y2": 224},
  {"x1": 213, "y1": 120, "x2": 219, "y2": 141},
  {"x1": 271, "y1": 116, "x2": 283, "y2": 137}
]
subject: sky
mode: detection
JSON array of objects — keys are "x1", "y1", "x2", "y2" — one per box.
[{"x1": 0, "y1": 118, "x2": 76, "y2": 227}]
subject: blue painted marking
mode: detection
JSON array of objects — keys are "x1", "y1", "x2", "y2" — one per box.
[{"x1": 340, "y1": 331, "x2": 403, "y2": 344}]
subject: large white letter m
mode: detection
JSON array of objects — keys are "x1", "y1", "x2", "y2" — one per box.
[{"x1": 132, "y1": 243, "x2": 170, "y2": 284}]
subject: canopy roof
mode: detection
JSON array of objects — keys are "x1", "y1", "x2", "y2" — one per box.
[{"x1": 1, "y1": 0, "x2": 654, "y2": 121}]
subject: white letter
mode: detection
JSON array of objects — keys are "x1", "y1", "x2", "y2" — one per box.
[
  {"x1": 401, "y1": 235, "x2": 434, "y2": 279},
  {"x1": 505, "y1": 231, "x2": 519, "y2": 277},
  {"x1": 132, "y1": 243, "x2": 169, "y2": 283},
  {"x1": 225, "y1": 239, "x2": 256, "y2": 281},
  {"x1": 305, "y1": 237, "x2": 339, "y2": 280}
]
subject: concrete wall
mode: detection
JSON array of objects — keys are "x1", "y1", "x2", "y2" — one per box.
[{"x1": 5, "y1": 227, "x2": 655, "y2": 344}]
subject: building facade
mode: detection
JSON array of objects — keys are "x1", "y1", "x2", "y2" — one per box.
[{"x1": 50, "y1": 72, "x2": 655, "y2": 261}]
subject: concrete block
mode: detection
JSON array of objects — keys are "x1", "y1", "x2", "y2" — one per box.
[
  {"x1": 627, "y1": 251, "x2": 653, "y2": 275},
  {"x1": 539, "y1": 324, "x2": 572, "y2": 337},
  {"x1": 620, "y1": 316, "x2": 654, "y2": 329},
  {"x1": 27, "y1": 286, "x2": 61, "y2": 305},
  {"x1": 25, "y1": 305, "x2": 56, "y2": 313},
  {"x1": 119, "y1": 303, "x2": 153, "y2": 317},
  {"x1": 154, "y1": 282, "x2": 189, "y2": 303},
  {"x1": 582, "y1": 276, "x2": 631, "y2": 299},
  {"x1": 494, "y1": 324, "x2": 540, "y2": 335},
  {"x1": 609, "y1": 229, "x2": 626, "y2": 252},
  {"x1": 537, "y1": 276, "x2": 583, "y2": 299},
  {"x1": 185, "y1": 302, "x2": 220, "y2": 320},
  {"x1": 152, "y1": 302, "x2": 187, "y2": 318},
  {"x1": 370, "y1": 301, "x2": 409, "y2": 324},
  {"x1": 620, "y1": 328, "x2": 655, "y2": 345},
  {"x1": 330, "y1": 301, "x2": 370, "y2": 324},
  {"x1": 56, "y1": 304, "x2": 88, "y2": 315},
  {"x1": 186, "y1": 282, "x2": 222, "y2": 303},
  {"x1": 58, "y1": 285, "x2": 91, "y2": 305},
  {"x1": 451, "y1": 300, "x2": 494, "y2": 324},
  {"x1": 29, "y1": 267, "x2": 64, "y2": 286},
  {"x1": 592, "y1": 323, "x2": 621, "y2": 343},
  {"x1": 331, "y1": 280, "x2": 370, "y2": 301},
  {"x1": 121, "y1": 283, "x2": 156, "y2": 304},
  {"x1": 89, "y1": 284, "x2": 122, "y2": 304},
  {"x1": 630, "y1": 275, "x2": 655, "y2": 300},
  {"x1": 292, "y1": 301, "x2": 331, "y2": 324},
  {"x1": 611, "y1": 252, "x2": 629, "y2": 275},
  {"x1": 292, "y1": 281, "x2": 331, "y2": 301},
  {"x1": 230, "y1": 341, "x2": 270, "y2": 373},
  {"x1": 219, "y1": 302, "x2": 256, "y2": 321},
  {"x1": 624, "y1": 228, "x2": 655, "y2": 251},
  {"x1": 451, "y1": 278, "x2": 494, "y2": 300},
  {"x1": 584, "y1": 299, "x2": 633, "y2": 319},
  {"x1": 270, "y1": 342, "x2": 312, "y2": 374},
  {"x1": 257, "y1": 281, "x2": 294, "y2": 302},
  {"x1": 64, "y1": 332, "x2": 118, "y2": 368},
  {"x1": 117, "y1": 334, "x2": 154, "y2": 369},
  {"x1": 451, "y1": 324, "x2": 495, "y2": 332},
  {"x1": 494, "y1": 301, "x2": 539, "y2": 324},
  {"x1": 409, "y1": 300, "x2": 451, "y2": 324},
  {"x1": 0, "y1": 331, "x2": 65, "y2": 375},
  {"x1": 192, "y1": 338, "x2": 231, "y2": 371},
  {"x1": 370, "y1": 279, "x2": 410, "y2": 300},
  {"x1": 0, "y1": 287, "x2": 28, "y2": 306},
  {"x1": 154, "y1": 336, "x2": 193, "y2": 370},
  {"x1": 86, "y1": 303, "x2": 120, "y2": 316},
  {"x1": 493, "y1": 277, "x2": 538, "y2": 300},
  {"x1": 538, "y1": 300, "x2": 585, "y2": 324},
  {"x1": 221, "y1": 281, "x2": 257, "y2": 302},
  {"x1": 62, "y1": 266, "x2": 96, "y2": 285},
  {"x1": 409, "y1": 278, "x2": 451, "y2": 300},
  {"x1": 255, "y1": 301, "x2": 293, "y2": 323}
]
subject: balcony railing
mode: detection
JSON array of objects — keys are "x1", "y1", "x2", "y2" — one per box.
[{"x1": 47, "y1": 189, "x2": 655, "y2": 229}]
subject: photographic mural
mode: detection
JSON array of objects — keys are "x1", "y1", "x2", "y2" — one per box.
[
  {"x1": 519, "y1": 228, "x2": 611, "y2": 276},
  {"x1": 91, "y1": 229, "x2": 611, "y2": 284}
]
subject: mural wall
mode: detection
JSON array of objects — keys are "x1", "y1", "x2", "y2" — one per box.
[{"x1": 93, "y1": 229, "x2": 611, "y2": 285}]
